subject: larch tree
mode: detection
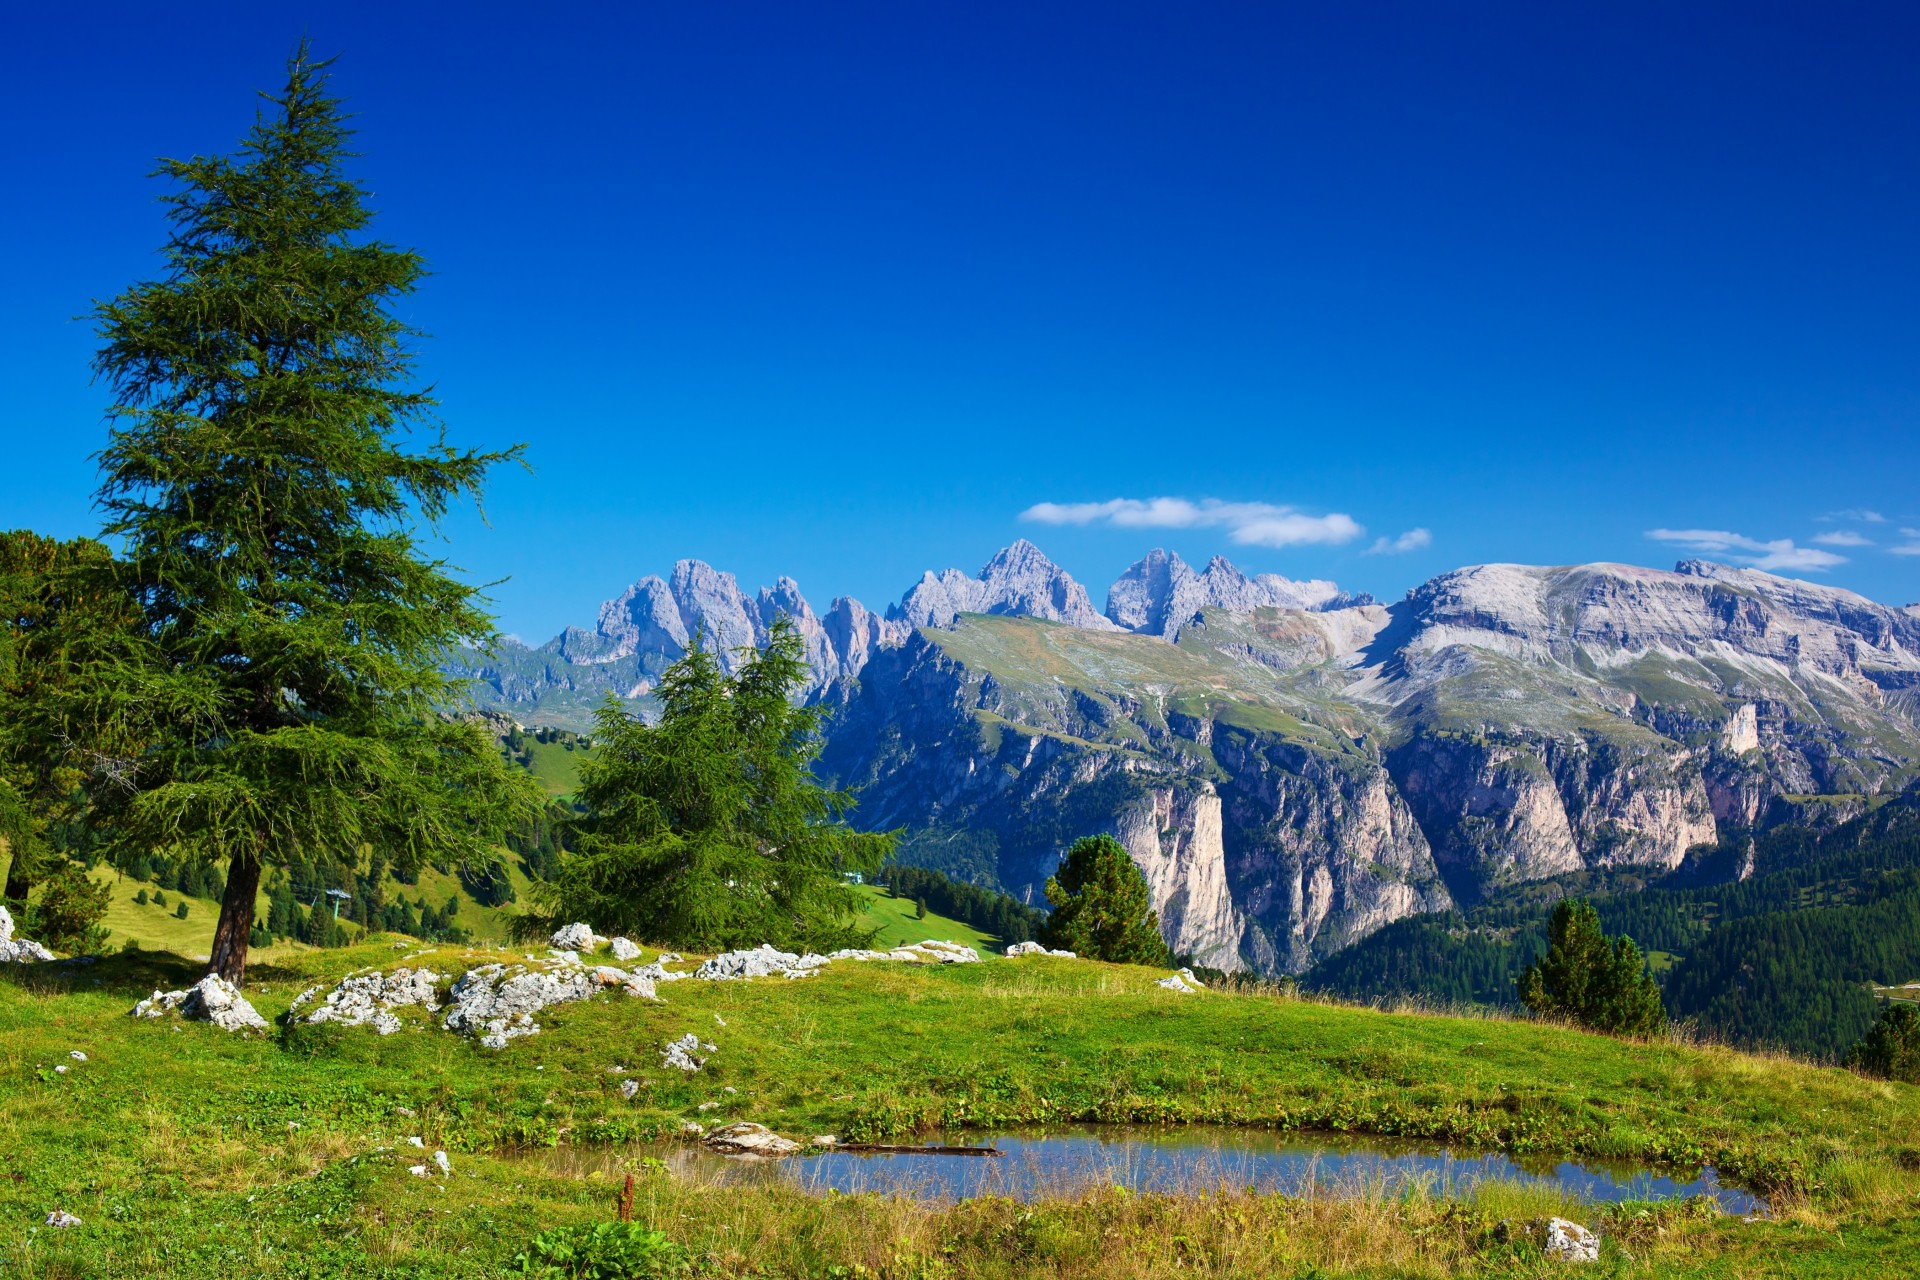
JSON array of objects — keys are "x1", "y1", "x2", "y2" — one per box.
[
  {"x1": 87, "y1": 43, "x2": 537, "y2": 982},
  {"x1": 1039, "y1": 833, "x2": 1172, "y2": 966}
]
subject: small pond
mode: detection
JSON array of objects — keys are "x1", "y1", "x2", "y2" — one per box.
[{"x1": 535, "y1": 1125, "x2": 1765, "y2": 1215}]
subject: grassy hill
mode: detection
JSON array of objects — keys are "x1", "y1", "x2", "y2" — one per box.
[
  {"x1": 2, "y1": 940, "x2": 1916, "y2": 1277},
  {"x1": 851, "y1": 882, "x2": 997, "y2": 951}
]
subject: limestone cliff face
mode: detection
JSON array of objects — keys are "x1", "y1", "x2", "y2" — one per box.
[{"x1": 1110, "y1": 786, "x2": 1244, "y2": 971}]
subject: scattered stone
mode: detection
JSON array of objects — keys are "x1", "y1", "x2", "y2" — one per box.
[
  {"x1": 722, "y1": 1085, "x2": 737, "y2": 1094},
  {"x1": 697, "y1": 1101, "x2": 719, "y2": 1112},
  {"x1": 131, "y1": 975, "x2": 270, "y2": 1033},
  {"x1": 678, "y1": 1121, "x2": 704, "y2": 1136},
  {"x1": 703, "y1": 1122, "x2": 800, "y2": 1158},
  {"x1": 1005, "y1": 941, "x2": 1076, "y2": 958},
  {"x1": 713, "y1": 1014, "x2": 727, "y2": 1026},
  {"x1": 396, "y1": 1106, "x2": 417, "y2": 1117},
  {"x1": 433, "y1": 1151, "x2": 452, "y2": 1177},
  {"x1": 289, "y1": 968, "x2": 444, "y2": 1035},
  {"x1": 54, "y1": 1065, "x2": 68, "y2": 1074},
  {"x1": 695, "y1": 945, "x2": 832, "y2": 981},
  {"x1": 810, "y1": 1135, "x2": 838, "y2": 1147},
  {"x1": 658, "y1": 952, "x2": 683, "y2": 964},
  {"x1": 408, "y1": 1136, "x2": 425, "y2": 1148},
  {"x1": 827, "y1": 948, "x2": 892, "y2": 961},
  {"x1": 408, "y1": 1164, "x2": 429, "y2": 1178},
  {"x1": 891, "y1": 940, "x2": 983, "y2": 964},
  {"x1": 590, "y1": 966, "x2": 658, "y2": 999},
  {"x1": 44, "y1": 1210, "x2": 82, "y2": 1229},
  {"x1": 68, "y1": 1051, "x2": 86, "y2": 1062},
  {"x1": 1542, "y1": 1218, "x2": 1600, "y2": 1263},
  {"x1": 442, "y1": 962, "x2": 601, "y2": 1049},
  {"x1": 1155, "y1": 968, "x2": 1206, "y2": 993},
  {"x1": 609, "y1": 937, "x2": 643, "y2": 961},
  {"x1": 549, "y1": 922, "x2": 602, "y2": 952},
  {"x1": 660, "y1": 1032, "x2": 707, "y2": 1072},
  {"x1": 620, "y1": 1079, "x2": 640, "y2": 1100}
]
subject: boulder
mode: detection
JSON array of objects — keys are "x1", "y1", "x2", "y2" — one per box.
[
  {"x1": 290, "y1": 968, "x2": 444, "y2": 1035},
  {"x1": 44, "y1": 1210, "x2": 81, "y2": 1229},
  {"x1": 0, "y1": 905, "x2": 57, "y2": 963},
  {"x1": 132, "y1": 975, "x2": 269, "y2": 1032},
  {"x1": 0, "y1": 903, "x2": 10, "y2": 943},
  {"x1": 702, "y1": 1122, "x2": 800, "y2": 1158},
  {"x1": 1005, "y1": 941, "x2": 1076, "y2": 958},
  {"x1": 591, "y1": 965, "x2": 658, "y2": 999},
  {"x1": 1542, "y1": 1218, "x2": 1600, "y2": 1263},
  {"x1": 609, "y1": 936, "x2": 643, "y2": 961},
  {"x1": 549, "y1": 922, "x2": 601, "y2": 952},
  {"x1": 889, "y1": 940, "x2": 982, "y2": 964}
]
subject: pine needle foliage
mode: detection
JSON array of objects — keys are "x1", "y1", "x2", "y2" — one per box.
[
  {"x1": 531, "y1": 619, "x2": 892, "y2": 952},
  {"x1": 85, "y1": 43, "x2": 537, "y2": 981},
  {"x1": 1040, "y1": 834, "x2": 1172, "y2": 966},
  {"x1": 1518, "y1": 898, "x2": 1667, "y2": 1038}
]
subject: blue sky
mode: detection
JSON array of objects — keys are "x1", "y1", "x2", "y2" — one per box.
[{"x1": 5, "y1": 2, "x2": 1919, "y2": 639}]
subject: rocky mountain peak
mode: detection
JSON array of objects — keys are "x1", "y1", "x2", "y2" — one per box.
[
  {"x1": 888, "y1": 541, "x2": 1116, "y2": 631},
  {"x1": 1105, "y1": 548, "x2": 1368, "y2": 637}
]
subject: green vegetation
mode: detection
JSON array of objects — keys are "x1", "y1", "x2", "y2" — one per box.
[
  {"x1": 1309, "y1": 796, "x2": 1920, "y2": 1059},
  {"x1": 3, "y1": 942, "x2": 1919, "y2": 1276},
  {"x1": 531, "y1": 621, "x2": 891, "y2": 951},
  {"x1": 1845, "y1": 1003, "x2": 1920, "y2": 1083},
  {"x1": 850, "y1": 883, "x2": 996, "y2": 951},
  {"x1": 1042, "y1": 834, "x2": 1172, "y2": 966},
  {"x1": 77, "y1": 45, "x2": 537, "y2": 982},
  {"x1": 1518, "y1": 900, "x2": 1666, "y2": 1037},
  {"x1": 504, "y1": 724, "x2": 597, "y2": 799},
  {"x1": 877, "y1": 863, "x2": 1046, "y2": 944}
]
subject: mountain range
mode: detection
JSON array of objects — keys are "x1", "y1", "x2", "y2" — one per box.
[{"x1": 450, "y1": 542, "x2": 1920, "y2": 975}]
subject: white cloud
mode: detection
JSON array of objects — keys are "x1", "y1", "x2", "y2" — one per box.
[
  {"x1": 1367, "y1": 528, "x2": 1432, "y2": 555},
  {"x1": 1645, "y1": 528, "x2": 1846, "y2": 572},
  {"x1": 1902, "y1": 527, "x2": 1920, "y2": 538},
  {"x1": 1020, "y1": 497, "x2": 1364, "y2": 549},
  {"x1": 1813, "y1": 530, "x2": 1874, "y2": 547},
  {"x1": 1818, "y1": 509, "x2": 1886, "y2": 523},
  {"x1": 1891, "y1": 542, "x2": 1920, "y2": 558}
]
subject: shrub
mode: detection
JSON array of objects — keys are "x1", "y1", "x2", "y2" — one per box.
[
  {"x1": 1039, "y1": 834, "x2": 1171, "y2": 966},
  {"x1": 509, "y1": 1222, "x2": 688, "y2": 1278},
  {"x1": 175, "y1": 900, "x2": 190, "y2": 920},
  {"x1": 1846, "y1": 1003, "x2": 1920, "y2": 1083},
  {"x1": 134, "y1": 888, "x2": 148, "y2": 906},
  {"x1": 1518, "y1": 899, "x2": 1666, "y2": 1037},
  {"x1": 28, "y1": 863, "x2": 111, "y2": 954}
]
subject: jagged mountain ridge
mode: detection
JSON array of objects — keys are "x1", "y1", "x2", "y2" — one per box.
[{"x1": 448, "y1": 542, "x2": 1920, "y2": 974}]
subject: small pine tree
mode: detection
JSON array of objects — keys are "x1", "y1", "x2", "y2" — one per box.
[
  {"x1": 1518, "y1": 899, "x2": 1667, "y2": 1037},
  {"x1": 134, "y1": 888, "x2": 149, "y2": 906},
  {"x1": 1039, "y1": 834, "x2": 1171, "y2": 966},
  {"x1": 175, "y1": 901, "x2": 189, "y2": 920},
  {"x1": 914, "y1": 897, "x2": 927, "y2": 920},
  {"x1": 153, "y1": 891, "x2": 167, "y2": 908},
  {"x1": 536, "y1": 619, "x2": 892, "y2": 951},
  {"x1": 1845, "y1": 1003, "x2": 1920, "y2": 1083},
  {"x1": 28, "y1": 863, "x2": 112, "y2": 954}
]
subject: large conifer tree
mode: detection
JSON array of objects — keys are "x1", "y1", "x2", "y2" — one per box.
[{"x1": 89, "y1": 44, "x2": 535, "y2": 981}]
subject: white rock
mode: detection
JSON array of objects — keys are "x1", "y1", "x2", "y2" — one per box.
[
  {"x1": 620, "y1": 1079, "x2": 640, "y2": 1100},
  {"x1": 54, "y1": 1064, "x2": 68, "y2": 1074},
  {"x1": 293, "y1": 968, "x2": 444, "y2": 1034},
  {"x1": 432, "y1": 1150, "x2": 451, "y2": 1177},
  {"x1": 0, "y1": 907, "x2": 57, "y2": 963},
  {"x1": 1155, "y1": 967, "x2": 1207, "y2": 993},
  {"x1": 1543, "y1": 1218, "x2": 1600, "y2": 1263},
  {"x1": 609, "y1": 936, "x2": 643, "y2": 961},
  {"x1": 68, "y1": 1050, "x2": 86, "y2": 1062},
  {"x1": 694, "y1": 945, "x2": 833, "y2": 981},
  {"x1": 408, "y1": 1164, "x2": 429, "y2": 1178},
  {"x1": 886, "y1": 940, "x2": 982, "y2": 964},
  {"x1": 590, "y1": 965, "x2": 658, "y2": 999},
  {"x1": 132, "y1": 975, "x2": 268, "y2": 1032},
  {"x1": 660, "y1": 1032, "x2": 706, "y2": 1072},
  {"x1": 810, "y1": 1135, "x2": 838, "y2": 1147},
  {"x1": 702, "y1": 1122, "x2": 800, "y2": 1158},
  {"x1": 828, "y1": 948, "x2": 892, "y2": 961},
  {"x1": 678, "y1": 1120, "x2": 704, "y2": 1136},
  {"x1": 408, "y1": 1136, "x2": 424, "y2": 1147},
  {"x1": 549, "y1": 923, "x2": 599, "y2": 952},
  {"x1": 0, "y1": 904, "x2": 11, "y2": 943},
  {"x1": 1006, "y1": 940, "x2": 1076, "y2": 958},
  {"x1": 442, "y1": 962, "x2": 601, "y2": 1048},
  {"x1": 44, "y1": 1209, "x2": 81, "y2": 1229},
  {"x1": 697, "y1": 1101, "x2": 719, "y2": 1112}
]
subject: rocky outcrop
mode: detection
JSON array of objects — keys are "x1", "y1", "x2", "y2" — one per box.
[
  {"x1": 288, "y1": 968, "x2": 444, "y2": 1035},
  {"x1": 890, "y1": 540, "x2": 1115, "y2": 631},
  {"x1": 0, "y1": 905, "x2": 55, "y2": 963},
  {"x1": 1110, "y1": 786, "x2": 1244, "y2": 970},
  {"x1": 131, "y1": 975, "x2": 270, "y2": 1033},
  {"x1": 1106, "y1": 548, "x2": 1370, "y2": 637}
]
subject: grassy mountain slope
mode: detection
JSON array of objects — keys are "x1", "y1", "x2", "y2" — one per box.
[{"x1": 2, "y1": 942, "x2": 1916, "y2": 1276}]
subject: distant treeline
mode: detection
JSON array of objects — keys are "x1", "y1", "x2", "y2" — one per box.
[
  {"x1": 1306, "y1": 792, "x2": 1920, "y2": 1060},
  {"x1": 876, "y1": 863, "x2": 1047, "y2": 945}
]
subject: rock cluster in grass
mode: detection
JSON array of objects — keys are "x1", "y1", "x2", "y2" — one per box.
[
  {"x1": 443, "y1": 954, "x2": 658, "y2": 1050},
  {"x1": 131, "y1": 974, "x2": 270, "y2": 1033},
  {"x1": 288, "y1": 967, "x2": 445, "y2": 1035},
  {"x1": 1155, "y1": 968, "x2": 1207, "y2": 993},
  {"x1": 660, "y1": 1031, "x2": 713, "y2": 1071},
  {"x1": 549, "y1": 922, "x2": 605, "y2": 952},
  {"x1": 703, "y1": 1122, "x2": 799, "y2": 1158},
  {"x1": 0, "y1": 905, "x2": 55, "y2": 964},
  {"x1": 1005, "y1": 941, "x2": 1076, "y2": 959},
  {"x1": 609, "y1": 936, "x2": 643, "y2": 961},
  {"x1": 695, "y1": 945, "x2": 833, "y2": 981}
]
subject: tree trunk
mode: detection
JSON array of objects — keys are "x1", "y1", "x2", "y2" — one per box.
[{"x1": 208, "y1": 852, "x2": 260, "y2": 983}]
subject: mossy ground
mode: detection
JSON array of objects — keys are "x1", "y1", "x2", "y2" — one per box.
[{"x1": 1, "y1": 940, "x2": 1915, "y2": 1277}]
